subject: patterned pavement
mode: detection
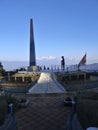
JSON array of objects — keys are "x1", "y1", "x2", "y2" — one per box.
[{"x1": 16, "y1": 93, "x2": 71, "y2": 130}]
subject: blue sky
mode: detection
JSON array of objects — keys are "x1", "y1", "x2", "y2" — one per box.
[{"x1": 0, "y1": 0, "x2": 98, "y2": 70}]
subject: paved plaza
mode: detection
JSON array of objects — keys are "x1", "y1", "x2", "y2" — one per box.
[{"x1": 16, "y1": 93, "x2": 71, "y2": 130}]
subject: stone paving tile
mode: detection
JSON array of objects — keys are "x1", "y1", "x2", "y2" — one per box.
[{"x1": 16, "y1": 93, "x2": 71, "y2": 130}]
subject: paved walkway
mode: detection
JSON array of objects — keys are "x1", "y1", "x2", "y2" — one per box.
[
  {"x1": 16, "y1": 93, "x2": 71, "y2": 130},
  {"x1": 28, "y1": 72, "x2": 65, "y2": 94}
]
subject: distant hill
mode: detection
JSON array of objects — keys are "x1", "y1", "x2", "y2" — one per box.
[
  {"x1": 80, "y1": 63, "x2": 98, "y2": 71},
  {"x1": 2, "y1": 61, "x2": 29, "y2": 71}
]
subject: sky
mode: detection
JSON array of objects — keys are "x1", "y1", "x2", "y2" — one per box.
[{"x1": 0, "y1": 0, "x2": 98, "y2": 70}]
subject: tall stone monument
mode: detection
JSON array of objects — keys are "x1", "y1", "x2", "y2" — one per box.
[
  {"x1": 28, "y1": 18, "x2": 39, "y2": 72},
  {"x1": 30, "y1": 18, "x2": 36, "y2": 66}
]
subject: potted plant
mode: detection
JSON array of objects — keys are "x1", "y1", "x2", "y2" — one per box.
[
  {"x1": 64, "y1": 96, "x2": 72, "y2": 106},
  {"x1": 18, "y1": 98, "x2": 29, "y2": 108}
]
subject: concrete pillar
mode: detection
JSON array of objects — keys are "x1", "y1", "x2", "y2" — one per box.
[
  {"x1": 15, "y1": 76, "x2": 16, "y2": 82},
  {"x1": 22, "y1": 76, "x2": 25, "y2": 82}
]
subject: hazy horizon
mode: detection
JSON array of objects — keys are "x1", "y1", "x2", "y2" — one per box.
[{"x1": 1, "y1": 56, "x2": 98, "y2": 71}]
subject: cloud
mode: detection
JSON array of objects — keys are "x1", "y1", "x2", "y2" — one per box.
[
  {"x1": 37, "y1": 56, "x2": 60, "y2": 67},
  {"x1": 37, "y1": 55, "x2": 98, "y2": 66},
  {"x1": 37, "y1": 56, "x2": 59, "y2": 60}
]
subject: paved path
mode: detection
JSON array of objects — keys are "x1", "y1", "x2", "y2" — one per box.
[
  {"x1": 16, "y1": 93, "x2": 71, "y2": 130},
  {"x1": 28, "y1": 72, "x2": 65, "y2": 94}
]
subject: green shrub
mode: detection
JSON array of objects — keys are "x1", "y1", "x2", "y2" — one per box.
[
  {"x1": 77, "y1": 91, "x2": 98, "y2": 100},
  {"x1": 0, "y1": 96, "x2": 8, "y2": 125},
  {"x1": 76, "y1": 92, "x2": 98, "y2": 129}
]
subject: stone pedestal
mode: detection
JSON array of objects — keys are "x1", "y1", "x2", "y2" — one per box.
[{"x1": 28, "y1": 66, "x2": 39, "y2": 72}]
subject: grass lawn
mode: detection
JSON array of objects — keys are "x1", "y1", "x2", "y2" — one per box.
[
  {"x1": 76, "y1": 91, "x2": 98, "y2": 129},
  {"x1": 0, "y1": 96, "x2": 8, "y2": 125}
]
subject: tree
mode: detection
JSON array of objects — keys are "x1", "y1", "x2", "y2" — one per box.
[{"x1": 0, "y1": 62, "x2": 5, "y2": 76}]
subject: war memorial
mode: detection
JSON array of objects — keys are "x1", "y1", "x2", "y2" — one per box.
[
  {"x1": 0, "y1": 19, "x2": 98, "y2": 130},
  {"x1": 11, "y1": 18, "x2": 40, "y2": 83},
  {"x1": 28, "y1": 18, "x2": 39, "y2": 72}
]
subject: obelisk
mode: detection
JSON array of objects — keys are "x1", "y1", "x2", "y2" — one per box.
[
  {"x1": 28, "y1": 18, "x2": 39, "y2": 72},
  {"x1": 30, "y1": 18, "x2": 36, "y2": 66}
]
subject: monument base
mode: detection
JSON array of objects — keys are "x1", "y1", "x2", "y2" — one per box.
[{"x1": 28, "y1": 66, "x2": 39, "y2": 72}]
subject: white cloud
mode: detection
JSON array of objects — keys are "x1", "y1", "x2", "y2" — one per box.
[
  {"x1": 37, "y1": 57, "x2": 59, "y2": 67},
  {"x1": 37, "y1": 56, "x2": 59, "y2": 60},
  {"x1": 36, "y1": 56, "x2": 79, "y2": 67},
  {"x1": 37, "y1": 55, "x2": 98, "y2": 66}
]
